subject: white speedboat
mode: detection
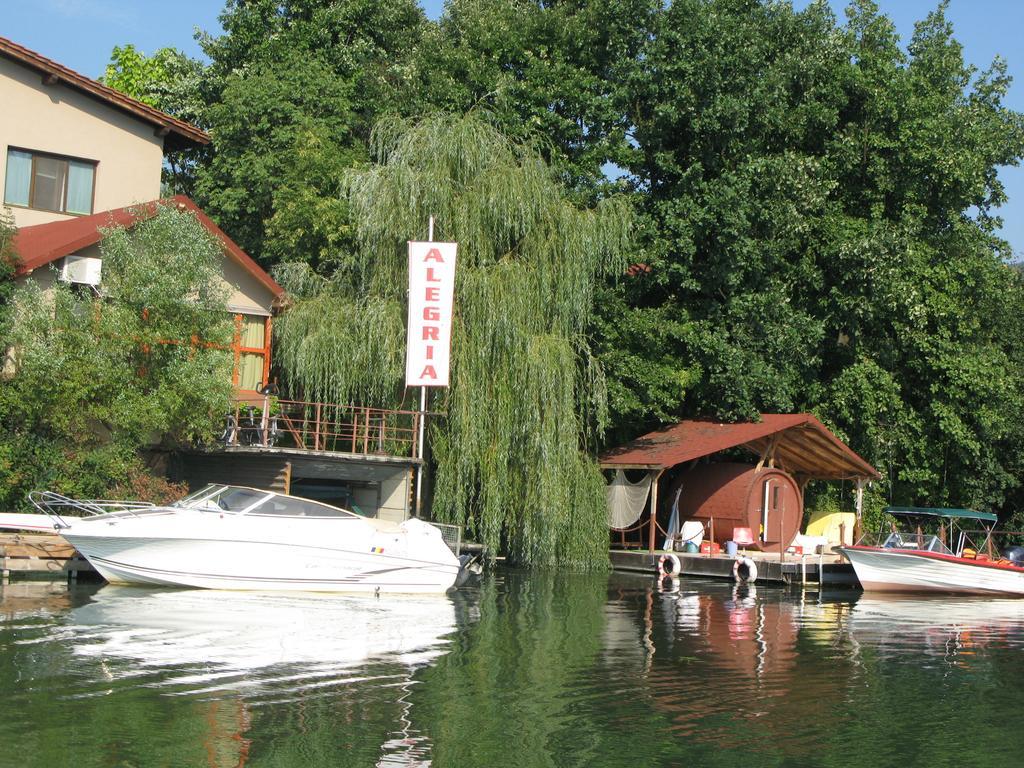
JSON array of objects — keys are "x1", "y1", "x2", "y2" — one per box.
[
  {"x1": 838, "y1": 506, "x2": 1024, "y2": 596},
  {"x1": 10, "y1": 484, "x2": 471, "y2": 594}
]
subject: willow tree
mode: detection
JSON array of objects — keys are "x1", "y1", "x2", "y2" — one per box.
[{"x1": 275, "y1": 113, "x2": 632, "y2": 568}]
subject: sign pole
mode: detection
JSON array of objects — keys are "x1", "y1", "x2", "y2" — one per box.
[{"x1": 414, "y1": 216, "x2": 435, "y2": 517}]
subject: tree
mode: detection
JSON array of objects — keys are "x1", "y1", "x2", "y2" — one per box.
[
  {"x1": 611, "y1": 0, "x2": 1024, "y2": 513},
  {"x1": 0, "y1": 206, "x2": 234, "y2": 509},
  {"x1": 191, "y1": 0, "x2": 429, "y2": 265},
  {"x1": 413, "y1": 0, "x2": 657, "y2": 197},
  {"x1": 273, "y1": 112, "x2": 633, "y2": 567}
]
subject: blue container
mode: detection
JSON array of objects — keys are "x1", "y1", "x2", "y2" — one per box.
[{"x1": 725, "y1": 540, "x2": 738, "y2": 557}]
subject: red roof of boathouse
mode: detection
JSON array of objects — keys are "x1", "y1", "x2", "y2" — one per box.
[{"x1": 600, "y1": 414, "x2": 879, "y2": 481}]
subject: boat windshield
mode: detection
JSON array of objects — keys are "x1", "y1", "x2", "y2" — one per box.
[
  {"x1": 172, "y1": 484, "x2": 227, "y2": 508},
  {"x1": 247, "y1": 495, "x2": 357, "y2": 518},
  {"x1": 183, "y1": 486, "x2": 270, "y2": 513},
  {"x1": 882, "y1": 532, "x2": 953, "y2": 555}
]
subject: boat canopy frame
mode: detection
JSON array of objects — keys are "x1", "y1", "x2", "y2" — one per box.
[
  {"x1": 884, "y1": 506, "x2": 998, "y2": 524},
  {"x1": 869, "y1": 505, "x2": 998, "y2": 558}
]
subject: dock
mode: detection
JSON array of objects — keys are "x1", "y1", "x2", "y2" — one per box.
[
  {"x1": 610, "y1": 549, "x2": 859, "y2": 587},
  {"x1": 0, "y1": 532, "x2": 95, "y2": 582}
]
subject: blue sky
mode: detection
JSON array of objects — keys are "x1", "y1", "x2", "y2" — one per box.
[{"x1": 3, "y1": 0, "x2": 1021, "y2": 256}]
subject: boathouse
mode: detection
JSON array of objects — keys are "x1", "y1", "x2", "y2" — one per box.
[{"x1": 601, "y1": 414, "x2": 880, "y2": 553}]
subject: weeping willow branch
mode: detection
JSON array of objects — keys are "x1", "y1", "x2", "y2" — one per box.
[{"x1": 275, "y1": 112, "x2": 633, "y2": 568}]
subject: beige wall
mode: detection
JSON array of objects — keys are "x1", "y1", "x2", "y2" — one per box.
[
  {"x1": 0, "y1": 56, "x2": 164, "y2": 227},
  {"x1": 217, "y1": 247, "x2": 277, "y2": 316},
  {"x1": 20, "y1": 240, "x2": 276, "y2": 317},
  {"x1": 377, "y1": 469, "x2": 413, "y2": 523}
]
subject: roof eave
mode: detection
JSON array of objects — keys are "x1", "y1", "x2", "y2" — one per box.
[{"x1": 0, "y1": 36, "x2": 209, "y2": 149}]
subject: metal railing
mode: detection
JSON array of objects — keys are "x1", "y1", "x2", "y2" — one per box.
[
  {"x1": 28, "y1": 491, "x2": 157, "y2": 529},
  {"x1": 224, "y1": 398, "x2": 421, "y2": 458},
  {"x1": 430, "y1": 521, "x2": 462, "y2": 557}
]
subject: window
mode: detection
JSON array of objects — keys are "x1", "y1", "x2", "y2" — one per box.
[
  {"x1": 231, "y1": 313, "x2": 271, "y2": 392},
  {"x1": 250, "y1": 495, "x2": 356, "y2": 518},
  {"x1": 4, "y1": 148, "x2": 95, "y2": 215}
]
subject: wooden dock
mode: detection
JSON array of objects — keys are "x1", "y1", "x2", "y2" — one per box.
[
  {"x1": 0, "y1": 532, "x2": 95, "y2": 582},
  {"x1": 610, "y1": 548, "x2": 859, "y2": 587}
]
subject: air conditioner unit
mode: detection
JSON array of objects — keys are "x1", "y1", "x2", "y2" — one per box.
[{"x1": 59, "y1": 255, "x2": 102, "y2": 286}]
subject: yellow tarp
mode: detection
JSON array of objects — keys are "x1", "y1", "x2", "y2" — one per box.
[{"x1": 805, "y1": 509, "x2": 856, "y2": 545}]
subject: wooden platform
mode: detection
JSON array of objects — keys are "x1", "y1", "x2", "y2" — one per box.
[
  {"x1": 610, "y1": 548, "x2": 859, "y2": 587},
  {"x1": 0, "y1": 532, "x2": 95, "y2": 581}
]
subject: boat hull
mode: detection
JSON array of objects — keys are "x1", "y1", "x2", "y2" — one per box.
[
  {"x1": 840, "y1": 546, "x2": 1024, "y2": 596},
  {"x1": 61, "y1": 515, "x2": 461, "y2": 594}
]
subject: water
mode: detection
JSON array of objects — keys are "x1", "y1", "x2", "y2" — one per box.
[{"x1": 2, "y1": 572, "x2": 1024, "y2": 768}]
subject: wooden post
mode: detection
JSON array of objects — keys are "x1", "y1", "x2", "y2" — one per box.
[
  {"x1": 647, "y1": 469, "x2": 663, "y2": 554},
  {"x1": 709, "y1": 516, "x2": 715, "y2": 556},
  {"x1": 363, "y1": 407, "x2": 371, "y2": 454},
  {"x1": 314, "y1": 402, "x2": 322, "y2": 451},
  {"x1": 853, "y1": 478, "x2": 865, "y2": 543},
  {"x1": 283, "y1": 461, "x2": 292, "y2": 495}
]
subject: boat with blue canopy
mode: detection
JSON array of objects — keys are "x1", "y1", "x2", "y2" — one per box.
[{"x1": 838, "y1": 505, "x2": 1024, "y2": 596}]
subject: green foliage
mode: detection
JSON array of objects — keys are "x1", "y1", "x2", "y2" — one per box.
[
  {"x1": 0, "y1": 208, "x2": 16, "y2": 303},
  {"x1": 611, "y1": 0, "x2": 1024, "y2": 513},
  {"x1": 96, "y1": 0, "x2": 1024, "y2": 530},
  {"x1": 100, "y1": 44, "x2": 205, "y2": 121},
  {"x1": 275, "y1": 113, "x2": 633, "y2": 568},
  {"x1": 0, "y1": 206, "x2": 233, "y2": 510},
  {"x1": 195, "y1": 49, "x2": 363, "y2": 267},
  {"x1": 190, "y1": 0, "x2": 428, "y2": 264},
  {"x1": 413, "y1": 0, "x2": 657, "y2": 196}
]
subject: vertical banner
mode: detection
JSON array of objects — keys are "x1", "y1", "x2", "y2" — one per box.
[{"x1": 406, "y1": 241, "x2": 457, "y2": 387}]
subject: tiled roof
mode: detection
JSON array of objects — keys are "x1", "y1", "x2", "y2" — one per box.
[
  {"x1": 600, "y1": 414, "x2": 879, "y2": 480},
  {"x1": 12, "y1": 196, "x2": 283, "y2": 298},
  {"x1": 0, "y1": 36, "x2": 209, "y2": 150}
]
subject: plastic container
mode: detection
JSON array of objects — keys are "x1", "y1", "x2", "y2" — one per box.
[
  {"x1": 682, "y1": 541, "x2": 700, "y2": 554},
  {"x1": 725, "y1": 540, "x2": 738, "y2": 557},
  {"x1": 679, "y1": 520, "x2": 704, "y2": 549},
  {"x1": 700, "y1": 541, "x2": 721, "y2": 556}
]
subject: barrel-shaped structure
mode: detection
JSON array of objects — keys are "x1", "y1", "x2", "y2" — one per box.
[{"x1": 672, "y1": 463, "x2": 802, "y2": 553}]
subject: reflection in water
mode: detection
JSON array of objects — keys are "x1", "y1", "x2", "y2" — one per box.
[
  {"x1": 67, "y1": 586, "x2": 458, "y2": 688},
  {"x1": 0, "y1": 580, "x2": 77, "y2": 620},
  {"x1": 4, "y1": 575, "x2": 1024, "y2": 767},
  {"x1": 843, "y1": 595, "x2": 1024, "y2": 667},
  {"x1": 0, "y1": 583, "x2": 462, "y2": 768}
]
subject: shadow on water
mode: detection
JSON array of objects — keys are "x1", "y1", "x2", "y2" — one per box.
[{"x1": 4, "y1": 574, "x2": 1024, "y2": 767}]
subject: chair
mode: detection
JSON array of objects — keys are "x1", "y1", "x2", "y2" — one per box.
[{"x1": 732, "y1": 527, "x2": 755, "y2": 549}]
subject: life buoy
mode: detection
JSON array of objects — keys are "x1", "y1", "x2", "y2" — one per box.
[
  {"x1": 658, "y1": 553, "x2": 681, "y2": 578},
  {"x1": 733, "y1": 556, "x2": 757, "y2": 584},
  {"x1": 657, "y1": 575, "x2": 680, "y2": 594}
]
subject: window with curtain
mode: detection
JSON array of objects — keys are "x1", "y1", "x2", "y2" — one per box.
[
  {"x1": 232, "y1": 314, "x2": 270, "y2": 392},
  {"x1": 3, "y1": 148, "x2": 95, "y2": 214}
]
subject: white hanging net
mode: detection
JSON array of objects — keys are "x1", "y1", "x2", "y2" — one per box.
[{"x1": 607, "y1": 469, "x2": 651, "y2": 530}]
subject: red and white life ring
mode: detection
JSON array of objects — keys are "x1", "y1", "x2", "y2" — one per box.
[
  {"x1": 733, "y1": 556, "x2": 758, "y2": 584},
  {"x1": 658, "y1": 553, "x2": 681, "y2": 578}
]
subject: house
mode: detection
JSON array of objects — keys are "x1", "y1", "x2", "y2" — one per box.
[
  {"x1": 0, "y1": 35, "x2": 283, "y2": 396},
  {"x1": 1, "y1": 36, "x2": 421, "y2": 524}
]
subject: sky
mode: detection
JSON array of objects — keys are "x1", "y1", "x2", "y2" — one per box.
[{"x1": 3, "y1": 0, "x2": 1022, "y2": 256}]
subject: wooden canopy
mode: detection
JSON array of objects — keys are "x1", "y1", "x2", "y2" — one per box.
[{"x1": 600, "y1": 414, "x2": 879, "y2": 481}]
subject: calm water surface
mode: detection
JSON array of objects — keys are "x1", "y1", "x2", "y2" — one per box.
[{"x1": 1, "y1": 571, "x2": 1023, "y2": 767}]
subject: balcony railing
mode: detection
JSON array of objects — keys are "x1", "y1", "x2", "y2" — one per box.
[{"x1": 224, "y1": 398, "x2": 421, "y2": 459}]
